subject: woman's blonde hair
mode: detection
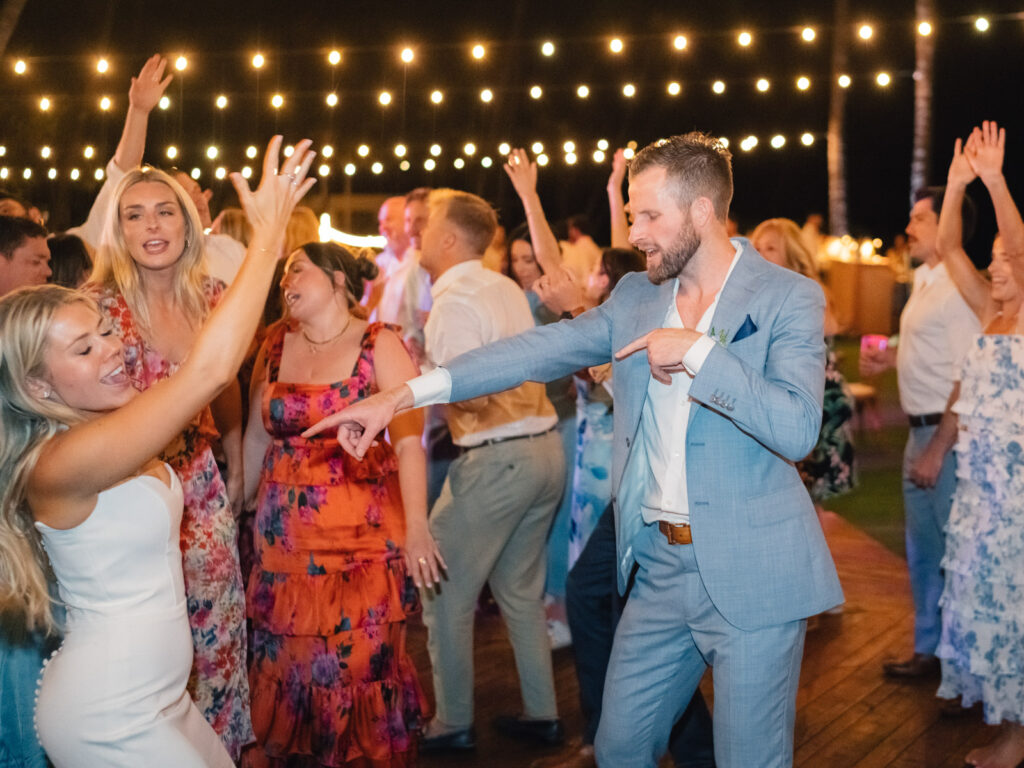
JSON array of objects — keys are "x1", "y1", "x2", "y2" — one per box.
[
  {"x1": 751, "y1": 217, "x2": 820, "y2": 282},
  {"x1": 0, "y1": 285, "x2": 93, "y2": 635},
  {"x1": 89, "y1": 167, "x2": 210, "y2": 333},
  {"x1": 285, "y1": 207, "x2": 320, "y2": 255},
  {"x1": 217, "y1": 207, "x2": 252, "y2": 247}
]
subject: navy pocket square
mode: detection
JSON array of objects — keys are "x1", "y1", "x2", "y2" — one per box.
[{"x1": 732, "y1": 315, "x2": 758, "y2": 343}]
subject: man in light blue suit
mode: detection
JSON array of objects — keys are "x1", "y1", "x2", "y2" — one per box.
[{"x1": 308, "y1": 132, "x2": 843, "y2": 768}]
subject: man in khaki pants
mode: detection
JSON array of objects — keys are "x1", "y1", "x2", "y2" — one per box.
[{"x1": 414, "y1": 189, "x2": 565, "y2": 752}]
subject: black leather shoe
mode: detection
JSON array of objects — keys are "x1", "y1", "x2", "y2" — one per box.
[
  {"x1": 420, "y1": 726, "x2": 476, "y2": 752},
  {"x1": 882, "y1": 653, "x2": 941, "y2": 679},
  {"x1": 493, "y1": 715, "x2": 565, "y2": 746}
]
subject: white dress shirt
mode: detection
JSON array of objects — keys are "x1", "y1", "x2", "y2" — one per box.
[
  {"x1": 372, "y1": 246, "x2": 432, "y2": 347},
  {"x1": 637, "y1": 243, "x2": 741, "y2": 526},
  {"x1": 896, "y1": 261, "x2": 980, "y2": 415},
  {"x1": 412, "y1": 259, "x2": 556, "y2": 445}
]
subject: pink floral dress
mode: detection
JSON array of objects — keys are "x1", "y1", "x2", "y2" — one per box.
[
  {"x1": 94, "y1": 279, "x2": 254, "y2": 760},
  {"x1": 245, "y1": 321, "x2": 424, "y2": 767}
]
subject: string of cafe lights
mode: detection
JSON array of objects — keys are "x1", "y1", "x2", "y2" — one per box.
[
  {"x1": 0, "y1": 132, "x2": 822, "y2": 185},
  {"x1": 1, "y1": 11, "x2": 1014, "y2": 184}
]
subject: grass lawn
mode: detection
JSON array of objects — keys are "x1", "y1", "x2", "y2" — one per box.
[{"x1": 824, "y1": 339, "x2": 908, "y2": 557}]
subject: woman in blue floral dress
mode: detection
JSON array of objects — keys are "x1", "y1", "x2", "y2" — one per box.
[{"x1": 932, "y1": 122, "x2": 1024, "y2": 767}]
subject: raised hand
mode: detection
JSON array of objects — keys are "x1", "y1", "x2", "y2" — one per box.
[
  {"x1": 965, "y1": 120, "x2": 1006, "y2": 184},
  {"x1": 947, "y1": 136, "x2": 978, "y2": 189},
  {"x1": 231, "y1": 136, "x2": 316, "y2": 253},
  {"x1": 608, "y1": 148, "x2": 628, "y2": 190},
  {"x1": 129, "y1": 54, "x2": 173, "y2": 113},
  {"x1": 503, "y1": 148, "x2": 539, "y2": 200}
]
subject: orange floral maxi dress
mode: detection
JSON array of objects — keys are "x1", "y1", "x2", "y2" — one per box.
[
  {"x1": 246, "y1": 322, "x2": 424, "y2": 767},
  {"x1": 94, "y1": 282, "x2": 254, "y2": 759}
]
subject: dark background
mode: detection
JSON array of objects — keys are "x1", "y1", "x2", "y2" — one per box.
[{"x1": 2, "y1": 0, "x2": 1022, "y2": 260}]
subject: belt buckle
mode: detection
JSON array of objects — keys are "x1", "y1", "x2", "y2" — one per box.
[{"x1": 658, "y1": 521, "x2": 692, "y2": 545}]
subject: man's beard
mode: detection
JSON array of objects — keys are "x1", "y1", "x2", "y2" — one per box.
[{"x1": 647, "y1": 223, "x2": 700, "y2": 285}]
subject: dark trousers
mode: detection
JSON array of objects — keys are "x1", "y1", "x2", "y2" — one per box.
[{"x1": 566, "y1": 504, "x2": 716, "y2": 768}]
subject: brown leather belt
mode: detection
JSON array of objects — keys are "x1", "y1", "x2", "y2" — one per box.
[{"x1": 658, "y1": 521, "x2": 693, "y2": 546}]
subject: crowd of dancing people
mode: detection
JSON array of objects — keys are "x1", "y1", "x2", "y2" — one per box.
[{"x1": 0, "y1": 53, "x2": 1022, "y2": 768}]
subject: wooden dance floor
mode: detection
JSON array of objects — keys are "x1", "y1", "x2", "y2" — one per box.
[{"x1": 410, "y1": 512, "x2": 994, "y2": 767}]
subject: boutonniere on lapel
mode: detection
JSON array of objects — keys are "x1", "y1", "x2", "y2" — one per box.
[
  {"x1": 707, "y1": 326, "x2": 730, "y2": 347},
  {"x1": 710, "y1": 315, "x2": 758, "y2": 347}
]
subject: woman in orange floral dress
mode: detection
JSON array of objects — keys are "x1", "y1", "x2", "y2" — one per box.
[{"x1": 242, "y1": 242, "x2": 442, "y2": 767}]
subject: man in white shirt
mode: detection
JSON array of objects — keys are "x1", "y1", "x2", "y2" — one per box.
[
  {"x1": 364, "y1": 197, "x2": 410, "y2": 313},
  {"x1": 308, "y1": 134, "x2": 841, "y2": 768},
  {"x1": 387, "y1": 189, "x2": 566, "y2": 752},
  {"x1": 861, "y1": 186, "x2": 979, "y2": 679}
]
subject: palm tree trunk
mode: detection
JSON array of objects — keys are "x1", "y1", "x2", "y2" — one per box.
[
  {"x1": 0, "y1": 0, "x2": 28, "y2": 59},
  {"x1": 910, "y1": 0, "x2": 935, "y2": 200},
  {"x1": 828, "y1": 0, "x2": 850, "y2": 235}
]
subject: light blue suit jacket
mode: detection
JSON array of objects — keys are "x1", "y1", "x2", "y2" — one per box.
[{"x1": 445, "y1": 240, "x2": 844, "y2": 630}]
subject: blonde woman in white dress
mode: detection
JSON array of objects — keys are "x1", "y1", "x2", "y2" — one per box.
[{"x1": 0, "y1": 137, "x2": 314, "y2": 767}]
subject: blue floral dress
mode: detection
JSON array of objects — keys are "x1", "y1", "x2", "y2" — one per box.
[
  {"x1": 937, "y1": 334, "x2": 1024, "y2": 724},
  {"x1": 567, "y1": 376, "x2": 614, "y2": 569}
]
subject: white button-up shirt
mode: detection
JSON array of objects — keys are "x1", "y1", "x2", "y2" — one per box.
[
  {"x1": 638, "y1": 243, "x2": 741, "y2": 526},
  {"x1": 896, "y1": 261, "x2": 979, "y2": 416}
]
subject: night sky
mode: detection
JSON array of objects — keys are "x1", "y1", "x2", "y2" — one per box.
[{"x1": 3, "y1": 0, "x2": 1022, "y2": 260}]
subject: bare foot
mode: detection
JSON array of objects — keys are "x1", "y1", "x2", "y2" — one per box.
[{"x1": 965, "y1": 723, "x2": 1024, "y2": 768}]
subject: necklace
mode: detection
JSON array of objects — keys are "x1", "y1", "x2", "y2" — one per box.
[{"x1": 301, "y1": 315, "x2": 351, "y2": 355}]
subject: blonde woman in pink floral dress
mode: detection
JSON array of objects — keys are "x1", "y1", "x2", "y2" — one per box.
[{"x1": 87, "y1": 166, "x2": 254, "y2": 759}]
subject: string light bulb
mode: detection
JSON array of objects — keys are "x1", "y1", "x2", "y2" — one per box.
[
  {"x1": 270, "y1": 93, "x2": 283, "y2": 109},
  {"x1": 771, "y1": 134, "x2": 786, "y2": 149},
  {"x1": 215, "y1": 94, "x2": 228, "y2": 109},
  {"x1": 541, "y1": 41, "x2": 555, "y2": 56},
  {"x1": 609, "y1": 38, "x2": 624, "y2": 54},
  {"x1": 39, "y1": 96, "x2": 51, "y2": 111},
  {"x1": 94, "y1": 168, "x2": 104, "y2": 180},
  {"x1": 712, "y1": 80, "x2": 726, "y2": 94},
  {"x1": 430, "y1": 89, "x2": 444, "y2": 104},
  {"x1": 357, "y1": 144, "x2": 370, "y2": 157},
  {"x1": 166, "y1": 145, "x2": 178, "y2": 159},
  {"x1": 400, "y1": 47, "x2": 414, "y2": 63},
  {"x1": 464, "y1": 142, "x2": 477, "y2": 155},
  {"x1": 531, "y1": 141, "x2": 544, "y2": 154},
  {"x1": 96, "y1": 57, "x2": 109, "y2": 74},
  {"x1": 975, "y1": 17, "x2": 990, "y2": 32},
  {"x1": 536, "y1": 154, "x2": 549, "y2": 166},
  {"x1": 498, "y1": 142, "x2": 511, "y2": 156},
  {"x1": 14, "y1": 60, "x2": 26, "y2": 75},
  {"x1": 918, "y1": 21, "x2": 933, "y2": 36},
  {"x1": 576, "y1": 84, "x2": 590, "y2": 98},
  {"x1": 430, "y1": 144, "x2": 442, "y2": 157},
  {"x1": 190, "y1": 168, "x2": 201, "y2": 179},
  {"x1": 756, "y1": 78, "x2": 770, "y2": 92},
  {"x1": 206, "y1": 145, "x2": 218, "y2": 160},
  {"x1": 394, "y1": 143, "x2": 407, "y2": 157},
  {"x1": 40, "y1": 146, "x2": 51, "y2": 159},
  {"x1": 593, "y1": 150, "x2": 606, "y2": 163},
  {"x1": 738, "y1": 31, "x2": 753, "y2": 47},
  {"x1": 48, "y1": 168, "x2": 57, "y2": 180},
  {"x1": 379, "y1": 90, "x2": 392, "y2": 106},
  {"x1": 481, "y1": 156, "x2": 493, "y2": 168},
  {"x1": 371, "y1": 162, "x2": 383, "y2": 174},
  {"x1": 252, "y1": 53, "x2": 265, "y2": 69},
  {"x1": 796, "y1": 76, "x2": 811, "y2": 91},
  {"x1": 479, "y1": 88, "x2": 493, "y2": 103},
  {"x1": 99, "y1": 96, "x2": 112, "y2": 111},
  {"x1": 876, "y1": 71, "x2": 891, "y2": 87},
  {"x1": 673, "y1": 35, "x2": 687, "y2": 50},
  {"x1": 667, "y1": 81, "x2": 682, "y2": 96},
  {"x1": 241, "y1": 166, "x2": 253, "y2": 179},
  {"x1": 215, "y1": 167, "x2": 227, "y2": 180},
  {"x1": 801, "y1": 133, "x2": 815, "y2": 146},
  {"x1": 801, "y1": 27, "x2": 816, "y2": 42},
  {"x1": 471, "y1": 44, "x2": 486, "y2": 60},
  {"x1": 530, "y1": 85, "x2": 543, "y2": 99},
  {"x1": 246, "y1": 145, "x2": 258, "y2": 159},
  {"x1": 83, "y1": 145, "x2": 94, "y2": 159},
  {"x1": 424, "y1": 158, "x2": 436, "y2": 171},
  {"x1": 597, "y1": 139, "x2": 609, "y2": 151},
  {"x1": 321, "y1": 145, "x2": 334, "y2": 158},
  {"x1": 326, "y1": 92, "x2": 338, "y2": 107},
  {"x1": 318, "y1": 164, "x2": 331, "y2": 176},
  {"x1": 159, "y1": 96, "x2": 170, "y2": 110},
  {"x1": 174, "y1": 56, "x2": 188, "y2": 71},
  {"x1": 563, "y1": 141, "x2": 576, "y2": 153},
  {"x1": 344, "y1": 163, "x2": 356, "y2": 176},
  {"x1": 565, "y1": 153, "x2": 577, "y2": 165},
  {"x1": 622, "y1": 83, "x2": 636, "y2": 97},
  {"x1": 454, "y1": 158, "x2": 466, "y2": 169},
  {"x1": 858, "y1": 24, "x2": 873, "y2": 40},
  {"x1": 70, "y1": 168, "x2": 80, "y2": 180},
  {"x1": 328, "y1": 50, "x2": 342, "y2": 65},
  {"x1": 838, "y1": 74, "x2": 852, "y2": 88}
]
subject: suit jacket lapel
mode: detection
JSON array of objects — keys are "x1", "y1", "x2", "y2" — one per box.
[{"x1": 619, "y1": 278, "x2": 674, "y2": 445}]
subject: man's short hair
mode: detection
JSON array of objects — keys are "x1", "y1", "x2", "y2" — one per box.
[
  {"x1": 628, "y1": 132, "x2": 734, "y2": 220},
  {"x1": 405, "y1": 187, "x2": 431, "y2": 205},
  {"x1": 0, "y1": 215, "x2": 48, "y2": 260},
  {"x1": 913, "y1": 186, "x2": 976, "y2": 245},
  {"x1": 428, "y1": 189, "x2": 497, "y2": 256}
]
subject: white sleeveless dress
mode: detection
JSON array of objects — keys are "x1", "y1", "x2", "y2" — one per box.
[{"x1": 33, "y1": 468, "x2": 233, "y2": 767}]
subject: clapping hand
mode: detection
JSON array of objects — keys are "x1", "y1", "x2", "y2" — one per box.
[
  {"x1": 129, "y1": 54, "x2": 173, "y2": 113},
  {"x1": 946, "y1": 136, "x2": 978, "y2": 189},
  {"x1": 230, "y1": 136, "x2": 316, "y2": 254},
  {"x1": 964, "y1": 120, "x2": 1006, "y2": 184}
]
